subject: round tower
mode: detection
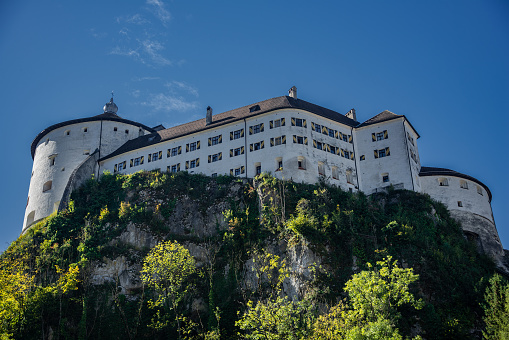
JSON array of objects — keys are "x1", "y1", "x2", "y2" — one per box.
[
  {"x1": 419, "y1": 167, "x2": 502, "y2": 262},
  {"x1": 23, "y1": 98, "x2": 154, "y2": 232}
]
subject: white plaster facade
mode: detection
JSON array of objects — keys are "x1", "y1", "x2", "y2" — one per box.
[{"x1": 23, "y1": 89, "x2": 502, "y2": 264}]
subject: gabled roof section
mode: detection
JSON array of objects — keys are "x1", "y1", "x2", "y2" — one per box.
[
  {"x1": 357, "y1": 110, "x2": 404, "y2": 127},
  {"x1": 100, "y1": 96, "x2": 358, "y2": 161},
  {"x1": 30, "y1": 112, "x2": 155, "y2": 159},
  {"x1": 419, "y1": 166, "x2": 492, "y2": 201},
  {"x1": 357, "y1": 110, "x2": 420, "y2": 138}
]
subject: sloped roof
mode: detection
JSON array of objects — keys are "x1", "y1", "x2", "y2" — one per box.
[
  {"x1": 100, "y1": 96, "x2": 358, "y2": 161},
  {"x1": 357, "y1": 110, "x2": 420, "y2": 138},
  {"x1": 30, "y1": 112, "x2": 155, "y2": 159},
  {"x1": 419, "y1": 166, "x2": 492, "y2": 201}
]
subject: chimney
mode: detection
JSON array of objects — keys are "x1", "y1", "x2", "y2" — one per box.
[
  {"x1": 206, "y1": 106, "x2": 213, "y2": 125},
  {"x1": 346, "y1": 108, "x2": 357, "y2": 122},
  {"x1": 288, "y1": 86, "x2": 297, "y2": 99}
]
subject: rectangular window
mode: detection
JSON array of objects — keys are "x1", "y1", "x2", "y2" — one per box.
[
  {"x1": 295, "y1": 118, "x2": 303, "y2": 127},
  {"x1": 297, "y1": 136, "x2": 304, "y2": 144},
  {"x1": 171, "y1": 147, "x2": 178, "y2": 156},
  {"x1": 209, "y1": 134, "x2": 222, "y2": 146},
  {"x1": 232, "y1": 129, "x2": 244, "y2": 140},
  {"x1": 315, "y1": 141, "x2": 323, "y2": 150},
  {"x1": 152, "y1": 152, "x2": 159, "y2": 161},
  {"x1": 383, "y1": 174, "x2": 390, "y2": 183},
  {"x1": 211, "y1": 173, "x2": 217, "y2": 178},
  {"x1": 477, "y1": 186, "x2": 483, "y2": 195},
  {"x1": 344, "y1": 150, "x2": 350, "y2": 159},
  {"x1": 170, "y1": 164, "x2": 179, "y2": 173},
  {"x1": 256, "y1": 165, "x2": 262, "y2": 175},
  {"x1": 275, "y1": 137, "x2": 282, "y2": 146},
  {"x1": 458, "y1": 201, "x2": 463, "y2": 207},
  {"x1": 274, "y1": 119, "x2": 281, "y2": 128},
  {"x1": 209, "y1": 152, "x2": 222, "y2": 163},
  {"x1": 234, "y1": 147, "x2": 242, "y2": 156},
  {"x1": 190, "y1": 159, "x2": 196, "y2": 168},
  {"x1": 270, "y1": 118, "x2": 285, "y2": 128},
  {"x1": 189, "y1": 142, "x2": 197, "y2": 152},
  {"x1": 360, "y1": 155, "x2": 365, "y2": 161},
  {"x1": 134, "y1": 158, "x2": 140, "y2": 166},
  {"x1": 376, "y1": 132, "x2": 384, "y2": 141},
  {"x1": 314, "y1": 123, "x2": 321, "y2": 132},
  {"x1": 250, "y1": 123, "x2": 264, "y2": 135},
  {"x1": 378, "y1": 149, "x2": 386, "y2": 158},
  {"x1": 329, "y1": 145, "x2": 337, "y2": 154},
  {"x1": 343, "y1": 134, "x2": 348, "y2": 142},
  {"x1": 254, "y1": 142, "x2": 261, "y2": 150},
  {"x1": 329, "y1": 129, "x2": 335, "y2": 138},
  {"x1": 460, "y1": 180, "x2": 468, "y2": 189},
  {"x1": 235, "y1": 168, "x2": 241, "y2": 176}
]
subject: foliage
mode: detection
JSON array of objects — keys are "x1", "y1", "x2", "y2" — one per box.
[
  {"x1": 483, "y1": 273, "x2": 509, "y2": 339},
  {"x1": 140, "y1": 240, "x2": 197, "y2": 338},
  {"x1": 236, "y1": 297, "x2": 315, "y2": 340}
]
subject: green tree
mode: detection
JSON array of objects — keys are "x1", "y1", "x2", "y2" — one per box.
[
  {"x1": 236, "y1": 296, "x2": 315, "y2": 340},
  {"x1": 312, "y1": 256, "x2": 423, "y2": 339},
  {"x1": 140, "y1": 240, "x2": 196, "y2": 339},
  {"x1": 483, "y1": 273, "x2": 509, "y2": 339}
]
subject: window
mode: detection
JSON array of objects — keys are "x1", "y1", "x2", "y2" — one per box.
[
  {"x1": 332, "y1": 167, "x2": 338, "y2": 179},
  {"x1": 255, "y1": 163, "x2": 262, "y2": 175},
  {"x1": 298, "y1": 157, "x2": 306, "y2": 170},
  {"x1": 26, "y1": 211, "x2": 35, "y2": 227},
  {"x1": 190, "y1": 159, "x2": 196, "y2": 168},
  {"x1": 170, "y1": 147, "x2": 179, "y2": 157},
  {"x1": 151, "y1": 152, "x2": 160, "y2": 162},
  {"x1": 295, "y1": 118, "x2": 303, "y2": 127},
  {"x1": 117, "y1": 161, "x2": 125, "y2": 171},
  {"x1": 372, "y1": 130, "x2": 388, "y2": 141},
  {"x1": 315, "y1": 141, "x2": 323, "y2": 150},
  {"x1": 342, "y1": 134, "x2": 348, "y2": 142},
  {"x1": 83, "y1": 127, "x2": 88, "y2": 133},
  {"x1": 458, "y1": 201, "x2": 463, "y2": 207},
  {"x1": 477, "y1": 186, "x2": 483, "y2": 195},
  {"x1": 114, "y1": 127, "x2": 118, "y2": 132},
  {"x1": 438, "y1": 178, "x2": 448, "y2": 186},
  {"x1": 250, "y1": 105, "x2": 260, "y2": 112},
  {"x1": 275, "y1": 137, "x2": 282, "y2": 146},
  {"x1": 232, "y1": 129, "x2": 244, "y2": 140},
  {"x1": 318, "y1": 163, "x2": 325, "y2": 176},
  {"x1": 43, "y1": 180, "x2": 52, "y2": 192},
  {"x1": 134, "y1": 157, "x2": 140, "y2": 166},
  {"x1": 83, "y1": 150, "x2": 90, "y2": 155},
  {"x1": 295, "y1": 135, "x2": 305, "y2": 144},
  {"x1": 329, "y1": 129, "x2": 335, "y2": 138},
  {"x1": 235, "y1": 168, "x2": 241, "y2": 176},
  {"x1": 346, "y1": 170, "x2": 353, "y2": 184},
  {"x1": 329, "y1": 145, "x2": 337, "y2": 154},
  {"x1": 250, "y1": 123, "x2": 264, "y2": 135},
  {"x1": 232, "y1": 147, "x2": 244, "y2": 157},
  {"x1": 209, "y1": 134, "x2": 222, "y2": 146},
  {"x1": 344, "y1": 150, "x2": 350, "y2": 159},
  {"x1": 360, "y1": 155, "x2": 365, "y2": 161},
  {"x1": 250, "y1": 141, "x2": 264, "y2": 151},
  {"x1": 169, "y1": 164, "x2": 180, "y2": 173},
  {"x1": 65, "y1": 130, "x2": 70, "y2": 136},
  {"x1": 125, "y1": 129, "x2": 129, "y2": 134},
  {"x1": 374, "y1": 147, "x2": 390, "y2": 158},
  {"x1": 49, "y1": 155, "x2": 56, "y2": 166},
  {"x1": 314, "y1": 123, "x2": 321, "y2": 132},
  {"x1": 211, "y1": 173, "x2": 217, "y2": 178},
  {"x1": 407, "y1": 132, "x2": 415, "y2": 146},
  {"x1": 230, "y1": 166, "x2": 245, "y2": 177},
  {"x1": 189, "y1": 142, "x2": 197, "y2": 152},
  {"x1": 276, "y1": 157, "x2": 283, "y2": 171},
  {"x1": 460, "y1": 180, "x2": 468, "y2": 189},
  {"x1": 209, "y1": 152, "x2": 222, "y2": 163},
  {"x1": 382, "y1": 174, "x2": 390, "y2": 183}
]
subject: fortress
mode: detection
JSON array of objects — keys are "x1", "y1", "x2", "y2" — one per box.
[{"x1": 24, "y1": 87, "x2": 504, "y2": 267}]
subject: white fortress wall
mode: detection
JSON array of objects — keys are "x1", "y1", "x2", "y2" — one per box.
[
  {"x1": 100, "y1": 108, "x2": 360, "y2": 192},
  {"x1": 355, "y1": 118, "x2": 415, "y2": 194}
]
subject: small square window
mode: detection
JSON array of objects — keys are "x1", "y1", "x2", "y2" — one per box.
[
  {"x1": 114, "y1": 127, "x2": 118, "y2": 132},
  {"x1": 457, "y1": 201, "x2": 463, "y2": 207},
  {"x1": 125, "y1": 129, "x2": 129, "y2": 134},
  {"x1": 382, "y1": 174, "x2": 390, "y2": 183},
  {"x1": 83, "y1": 127, "x2": 88, "y2": 133}
]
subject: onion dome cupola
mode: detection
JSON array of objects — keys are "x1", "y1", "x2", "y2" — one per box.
[{"x1": 103, "y1": 97, "x2": 118, "y2": 114}]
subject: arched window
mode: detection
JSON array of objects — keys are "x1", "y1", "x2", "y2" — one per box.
[
  {"x1": 332, "y1": 166, "x2": 339, "y2": 179},
  {"x1": 26, "y1": 211, "x2": 35, "y2": 227},
  {"x1": 43, "y1": 180, "x2": 52, "y2": 192},
  {"x1": 438, "y1": 178, "x2": 448, "y2": 186},
  {"x1": 318, "y1": 162, "x2": 325, "y2": 176}
]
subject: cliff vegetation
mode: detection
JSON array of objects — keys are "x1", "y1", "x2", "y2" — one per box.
[{"x1": 1, "y1": 171, "x2": 507, "y2": 339}]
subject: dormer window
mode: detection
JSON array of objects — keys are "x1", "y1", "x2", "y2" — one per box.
[{"x1": 249, "y1": 105, "x2": 260, "y2": 112}]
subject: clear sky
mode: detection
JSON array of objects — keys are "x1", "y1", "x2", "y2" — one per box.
[{"x1": 0, "y1": 1, "x2": 508, "y2": 253}]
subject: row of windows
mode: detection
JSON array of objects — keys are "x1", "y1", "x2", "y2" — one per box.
[
  {"x1": 311, "y1": 122, "x2": 353, "y2": 143},
  {"x1": 249, "y1": 141, "x2": 265, "y2": 152},
  {"x1": 438, "y1": 178, "x2": 484, "y2": 195},
  {"x1": 230, "y1": 146, "x2": 245, "y2": 157},
  {"x1": 312, "y1": 139, "x2": 354, "y2": 160},
  {"x1": 270, "y1": 136, "x2": 286, "y2": 146},
  {"x1": 269, "y1": 118, "x2": 285, "y2": 128},
  {"x1": 185, "y1": 158, "x2": 200, "y2": 169},
  {"x1": 63, "y1": 127, "x2": 131, "y2": 136},
  {"x1": 372, "y1": 130, "x2": 388, "y2": 142}
]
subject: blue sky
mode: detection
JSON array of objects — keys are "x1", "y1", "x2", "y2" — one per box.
[{"x1": 0, "y1": 1, "x2": 508, "y2": 253}]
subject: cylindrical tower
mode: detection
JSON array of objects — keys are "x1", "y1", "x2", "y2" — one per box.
[
  {"x1": 23, "y1": 98, "x2": 154, "y2": 232},
  {"x1": 419, "y1": 167, "x2": 502, "y2": 261}
]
